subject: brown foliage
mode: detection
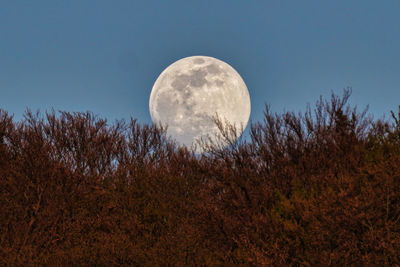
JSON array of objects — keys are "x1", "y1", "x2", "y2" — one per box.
[{"x1": 1, "y1": 89, "x2": 400, "y2": 265}]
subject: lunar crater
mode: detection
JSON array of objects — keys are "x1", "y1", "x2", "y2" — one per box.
[{"x1": 193, "y1": 58, "x2": 205, "y2": 64}]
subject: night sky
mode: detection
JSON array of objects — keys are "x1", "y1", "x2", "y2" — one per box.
[{"x1": 1, "y1": 0, "x2": 399, "y2": 130}]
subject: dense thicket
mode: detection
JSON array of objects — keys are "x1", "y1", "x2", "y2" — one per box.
[{"x1": 1, "y1": 90, "x2": 400, "y2": 265}]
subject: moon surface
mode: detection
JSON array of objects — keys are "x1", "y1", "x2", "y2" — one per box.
[{"x1": 149, "y1": 56, "x2": 251, "y2": 149}]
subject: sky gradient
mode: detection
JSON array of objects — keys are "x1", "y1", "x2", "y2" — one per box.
[{"x1": 1, "y1": 1, "x2": 400, "y2": 130}]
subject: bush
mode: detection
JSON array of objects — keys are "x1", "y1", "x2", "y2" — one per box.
[{"x1": 1, "y1": 89, "x2": 400, "y2": 265}]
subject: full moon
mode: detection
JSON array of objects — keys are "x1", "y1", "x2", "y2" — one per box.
[{"x1": 149, "y1": 56, "x2": 251, "y2": 150}]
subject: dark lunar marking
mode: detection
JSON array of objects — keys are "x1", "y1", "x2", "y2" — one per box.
[
  {"x1": 182, "y1": 89, "x2": 192, "y2": 100},
  {"x1": 189, "y1": 69, "x2": 208, "y2": 87},
  {"x1": 215, "y1": 79, "x2": 224, "y2": 87},
  {"x1": 195, "y1": 112, "x2": 212, "y2": 123},
  {"x1": 206, "y1": 63, "x2": 220, "y2": 74},
  {"x1": 183, "y1": 104, "x2": 193, "y2": 115},
  {"x1": 193, "y1": 58, "x2": 205, "y2": 64},
  {"x1": 171, "y1": 74, "x2": 190, "y2": 91}
]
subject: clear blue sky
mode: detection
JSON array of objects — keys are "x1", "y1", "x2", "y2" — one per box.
[{"x1": 1, "y1": 0, "x2": 400, "y2": 127}]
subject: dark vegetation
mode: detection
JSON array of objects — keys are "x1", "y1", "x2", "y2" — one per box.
[{"x1": 1, "y1": 89, "x2": 400, "y2": 265}]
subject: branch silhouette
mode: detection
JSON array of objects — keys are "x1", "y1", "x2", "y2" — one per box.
[{"x1": 1, "y1": 90, "x2": 400, "y2": 265}]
